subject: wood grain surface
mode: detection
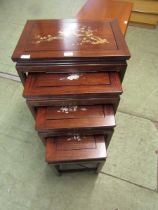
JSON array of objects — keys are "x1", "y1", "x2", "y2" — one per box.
[
  {"x1": 77, "y1": 0, "x2": 133, "y2": 35},
  {"x1": 36, "y1": 105, "x2": 115, "y2": 136},
  {"x1": 23, "y1": 72, "x2": 122, "y2": 99},
  {"x1": 12, "y1": 19, "x2": 130, "y2": 62},
  {"x1": 46, "y1": 135, "x2": 107, "y2": 163}
]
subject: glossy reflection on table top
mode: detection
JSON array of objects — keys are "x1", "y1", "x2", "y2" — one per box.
[{"x1": 12, "y1": 19, "x2": 130, "y2": 62}]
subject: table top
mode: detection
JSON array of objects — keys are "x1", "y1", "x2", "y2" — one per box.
[
  {"x1": 23, "y1": 72, "x2": 122, "y2": 99},
  {"x1": 46, "y1": 135, "x2": 107, "y2": 163},
  {"x1": 35, "y1": 105, "x2": 115, "y2": 132},
  {"x1": 12, "y1": 19, "x2": 130, "y2": 62}
]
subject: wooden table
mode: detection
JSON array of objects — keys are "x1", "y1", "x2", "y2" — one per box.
[{"x1": 11, "y1": 13, "x2": 131, "y2": 174}]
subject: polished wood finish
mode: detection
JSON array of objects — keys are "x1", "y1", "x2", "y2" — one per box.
[
  {"x1": 46, "y1": 135, "x2": 107, "y2": 174},
  {"x1": 16, "y1": 61, "x2": 127, "y2": 85},
  {"x1": 16, "y1": 61, "x2": 127, "y2": 74},
  {"x1": 12, "y1": 19, "x2": 130, "y2": 86},
  {"x1": 12, "y1": 19, "x2": 130, "y2": 62},
  {"x1": 77, "y1": 0, "x2": 133, "y2": 35},
  {"x1": 27, "y1": 96, "x2": 120, "y2": 108},
  {"x1": 26, "y1": 96, "x2": 120, "y2": 119},
  {"x1": 36, "y1": 105, "x2": 115, "y2": 136},
  {"x1": 23, "y1": 72, "x2": 122, "y2": 99},
  {"x1": 24, "y1": 71, "x2": 122, "y2": 118},
  {"x1": 11, "y1": 16, "x2": 130, "y2": 174},
  {"x1": 46, "y1": 135, "x2": 106, "y2": 163}
]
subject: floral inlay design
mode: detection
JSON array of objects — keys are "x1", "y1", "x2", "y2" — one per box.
[
  {"x1": 33, "y1": 26, "x2": 109, "y2": 45},
  {"x1": 59, "y1": 73, "x2": 80, "y2": 81},
  {"x1": 57, "y1": 106, "x2": 87, "y2": 114},
  {"x1": 67, "y1": 135, "x2": 86, "y2": 142}
]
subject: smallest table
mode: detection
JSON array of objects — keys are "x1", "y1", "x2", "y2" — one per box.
[{"x1": 46, "y1": 135, "x2": 107, "y2": 175}]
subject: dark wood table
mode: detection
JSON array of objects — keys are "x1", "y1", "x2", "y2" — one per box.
[{"x1": 11, "y1": 15, "x2": 131, "y2": 174}]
